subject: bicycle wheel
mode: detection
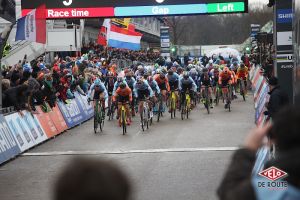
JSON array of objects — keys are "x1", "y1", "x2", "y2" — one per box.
[
  {"x1": 94, "y1": 102, "x2": 99, "y2": 134},
  {"x1": 172, "y1": 97, "x2": 176, "y2": 118},
  {"x1": 122, "y1": 110, "x2": 126, "y2": 135},
  {"x1": 228, "y1": 102, "x2": 231, "y2": 112},
  {"x1": 141, "y1": 112, "x2": 145, "y2": 132},
  {"x1": 241, "y1": 82, "x2": 246, "y2": 101},
  {"x1": 181, "y1": 101, "x2": 186, "y2": 120},
  {"x1": 100, "y1": 107, "x2": 105, "y2": 132}
]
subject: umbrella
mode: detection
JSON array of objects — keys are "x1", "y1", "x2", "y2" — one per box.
[{"x1": 207, "y1": 47, "x2": 241, "y2": 59}]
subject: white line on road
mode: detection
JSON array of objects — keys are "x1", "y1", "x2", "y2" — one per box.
[{"x1": 21, "y1": 147, "x2": 239, "y2": 157}]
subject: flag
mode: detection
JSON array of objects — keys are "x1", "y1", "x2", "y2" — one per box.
[
  {"x1": 15, "y1": 5, "x2": 46, "y2": 44},
  {"x1": 97, "y1": 26, "x2": 107, "y2": 46},
  {"x1": 107, "y1": 23, "x2": 143, "y2": 51}
]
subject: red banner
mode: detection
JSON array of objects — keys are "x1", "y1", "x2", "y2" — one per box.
[
  {"x1": 97, "y1": 26, "x2": 107, "y2": 46},
  {"x1": 35, "y1": 106, "x2": 59, "y2": 138},
  {"x1": 48, "y1": 106, "x2": 68, "y2": 133}
]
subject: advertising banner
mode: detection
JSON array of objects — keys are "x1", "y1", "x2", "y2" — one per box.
[
  {"x1": 5, "y1": 113, "x2": 36, "y2": 152},
  {"x1": 48, "y1": 106, "x2": 68, "y2": 133},
  {"x1": 74, "y1": 92, "x2": 94, "y2": 121},
  {"x1": 0, "y1": 115, "x2": 21, "y2": 164},
  {"x1": 254, "y1": 76, "x2": 264, "y2": 103},
  {"x1": 23, "y1": 111, "x2": 48, "y2": 144},
  {"x1": 35, "y1": 106, "x2": 59, "y2": 138},
  {"x1": 255, "y1": 83, "x2": 269, "y2": 122},
  {"x1": 57, "y1": 98, "x2": 85, "y2": 128}
]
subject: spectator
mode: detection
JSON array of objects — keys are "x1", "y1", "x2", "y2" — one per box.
[
  {"x1": 201, "y1": 54, "x2": 209, "y2": 66},
  {"x1": 218, "y1": 106, "x2": 300, "y2": 200},
  {"x1": 54, "y1": 157, "x2": 132, "y2": 200},
  {"x1": 2, "y1": 83, "x2": 28, "y2": 111},
  {"x1": 1, "y1": 78, "x2": 10, "y2": 92},
  {"x1": 264, "y1": 77, "x2": 289, "y2": 120}
]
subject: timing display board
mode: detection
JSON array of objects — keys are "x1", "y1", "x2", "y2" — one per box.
[{"x1": 21, "y1": 0, "x2": 248, "y2": 19}]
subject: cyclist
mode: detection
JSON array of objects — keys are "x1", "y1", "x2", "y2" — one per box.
[
  {"x1": 236, "y1": 63, "x2": 249, "y2": 95},
  {"x1": 135, "y1": 65, "x2": 145, "y2": 77},
  {"x1": 230, "y1": 62, "x2": 239, "y2": 74},
  {"x1": 124, "y1": 70, "x2": 136, "y2": 116},
  {"x1": 200, "y1": 68, "x2": 213, "y2": 108},
  {"x1": 154, "y1": 71, "x2": 170, "y2": 103},
  {"x1": 167, "y1": 69, "x2": 180, "y2": 112},
  {"x1": 105, "y1": 72, "x2": 117, "y2": 116},
  {"x1": 113, "y1": 77, "x2": 128, "y2": 96},
  {"x1": 211, "y1": 66, "x2": 221, "y2": 103},
  {"x1": 113, "y1": 83, "x2": 133, "y2": 126},
  {"x1": 229, "y1": 67, "x2": 238, "y2": 99},
  {"x1": 219, "y1": 67, "x2": 234, "y2": 109},
  {"x1": 89, "y1": 78, "x2": 108, "y2": 112},
  {"x1": 206, "y1": 60, "x2": 214, "y2": 71},
  {"x1": 147, "y1": 76, "x2": 161, "y2": 112},
  {"x1": 189, "y1": 68, "x2": 200, "y2": 91},
  {"x1": 133, "y1": 76, "x2": 154, "y2": 117},
  {"x1": 179, "y1": 71, "x2": 197, "y2": 109},
  {"x1": 177, "y1": 67, "x2": 184, "y2": 76}
]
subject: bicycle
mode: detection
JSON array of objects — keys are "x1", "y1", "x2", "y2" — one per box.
[
  {"x1": 156, "y1": 94, "x2": 164, "y2": 122},
  {"x1": 202, "y1": 86, "x2": 210, "y2": 114},
  {"x1": 215, "y1": 84, "x2": 222, "y2": 106},
  {"x1": 90, "y1": 99, "x2": 105, "y2": 133},
  {"x1": 222, "y1": 85, "x2": 232, "y2": 112},
  {"x1": 239, "y1": 78, "x2": 247, "y2": 101},
  {"x1": 108, "y1": 100, "x2": 115, "y2": 121},
  {"x1": 120, "y1": 102, "x2": 128, "y2": 135},
  {"x1": 181, "y1": 91, "x2": 191, "y2": 120},
  {"x1": 169, "y1": 90, "x2": 177, "y2": 119},
  {"x1": 140, "y1": 98, "x2": 151, "y2": 131}
]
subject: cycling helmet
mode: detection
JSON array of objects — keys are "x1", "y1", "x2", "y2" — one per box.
[
  {"x1": 168, "y1": 69, "x2": 174, "y2": 76},
  {"x1": 209, "y1": 60, "x2": 213, "y2": 64},
  {"x1": 117, "y1": 77, "x2": 124, "y2": 83},
  {"x1": 240, "y1": 63, "x2": 245, "y2": 68},
  {"x1": 177, "y1": 67, "x2": 183, "y2": 74},
  {"x1": 94, "y1": 79, "x2": 101, "y2": 86},
  {"x1": 119, "y1": 82, "x2": 126, "y2": 89},
  {"x1": 107, "y1": 71, "x2": 114, "y2": 77},
  {"x1": 147, "y1": 76, "x2": 153, "y2": 83},
  {"x1": 156, "y1": 69, "x2": 161, "y2": 74},
  {"x1": 159, "y1": 72, "x2": 165, "y2": 79},
  {"x1": 136, "y1": 76, "x2": 143, "y2": 83},
  {"x1": 233, "y1": 62, "x2": 238, "y2": 66},
  {"x1": 183, "y1": 71, "x2": 189, "y2": 79},
  {"x1": 202, "y1": 67, "x2": 209, "y2": 73},
  {"x1": 138, "y1": 65, "x2": 144, "y2": 71}
]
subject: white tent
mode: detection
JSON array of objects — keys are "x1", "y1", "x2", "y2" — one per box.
[{"x1": 207, "y1": 47, "x2": 241, "y2": 59}]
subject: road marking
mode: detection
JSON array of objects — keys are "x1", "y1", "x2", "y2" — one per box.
[{"x1": 21, "y1": 147, "x2": 239, "y2": 157}]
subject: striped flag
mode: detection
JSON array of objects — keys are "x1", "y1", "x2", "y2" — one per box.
[{"x1": 15, "y1": 5, "x2": 46, "y2": 44}]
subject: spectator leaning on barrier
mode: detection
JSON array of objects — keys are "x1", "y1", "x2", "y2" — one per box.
[
  {"x1": 217, "y1": 106, "x2": 300, "y2": 200},
  {"x1": 54, "y1": 157, "x2": 132, "y2": 200},
  {"x1": 264, "y1": 77, "x2": 289, "y2": 120}
]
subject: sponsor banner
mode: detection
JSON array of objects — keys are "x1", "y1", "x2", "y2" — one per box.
[
  {"x1": 35, "y1": 106, "x2": 59, "y2": 138},
  {"x1": 161, "y1": 38, "x2": 170, "y2": 43},
  {"x1": 58, "y1": 98, "x2": 85, "y2": 128},
  {"x1": 5, "y1": 113, "x2": 36, "y2": 152},
  {"x1": 277, "y1": 31, "x2": 292, "y2": 46},
  {"x1": 111, "y1": 18, "x2": 131, "y2": 29},
  {"x1": 254, "y1": 76, "x2": 264, "y2": 102},
  {"x1": 276, "y1": 54, "x2": 293, "y2": 63},
  {"x1": 23, "y1": 111, "x2": 48, "y2": 144},
  {"x1": 277, "y1": 9, "x2": 293, "y2": 24},
  {"x1": 255, "y1": 83, "x2": 269, "y2": 121},
  {"x1": 74, "y1": 92, "x2": 94, "y2": 121},
  {"x1": 252, "y1": 146, "x2": 269, "y2": 175},
  {"x1": 0, "y1": 115, "x2": 21, "y2": 164},
  {"x1": 252, "y1": 69, "x2": 262, "y2": 90},
  {"x1": 48, "y1": 106, "x2": 68, "y2": 133}
]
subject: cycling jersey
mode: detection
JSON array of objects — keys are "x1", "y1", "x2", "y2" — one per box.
[
  {"x1": 133, "y1": 81, "x2": 154, "y2": 100},
  {"x1": 154, "y1": 74, "x2": 170, "y2": 91},
  {"x1": 236, "y1": 67, "x2": 249, "y2": 80},
  {"x1": 200, "y1": 73, "x2": 212, "y2": 87},
  {"x1": 147, "y1": 80, "x2": 161, "y2": 94},
  {"x1": 113, "y1": 87, "x2": 132, "y2": 103},
  {"x1": 219, "y1": 71, "x2": 233, "y2": 87},
  {"x1": 179, "y1": 77, "x2": 197, "y2": 92},
  {"x1": 125, "y1": 76, "x2": 136, "y2": 91},
  {"x1": 105, "y1": 77, "x2": 117, "y2": 96}
]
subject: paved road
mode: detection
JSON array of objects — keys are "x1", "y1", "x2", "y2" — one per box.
[{"x1": 0, "y1": 97, "x2": 255, "y2": 200}]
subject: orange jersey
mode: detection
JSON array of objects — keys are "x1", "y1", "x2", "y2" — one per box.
[
  {"x1": 219, "y1": 71, "x2": 233, "y2": 85},
  {"x1": 236, "y1": 67, "x2": 249, "y2": 79},
  {"x1": 113, "y1": 87, "x2": 132, "y2": 102},
  {"x1": 153, "y1": 74, "x2": 170, "y2": 91}
]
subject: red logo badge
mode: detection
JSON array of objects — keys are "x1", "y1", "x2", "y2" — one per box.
[{"x1": 259, "y1": 167, "x2": 287, "y2": 181}]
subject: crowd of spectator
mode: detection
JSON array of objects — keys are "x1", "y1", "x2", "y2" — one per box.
[{"x1": 1, "y1": 46, "x2": 160, "y2": 113}]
